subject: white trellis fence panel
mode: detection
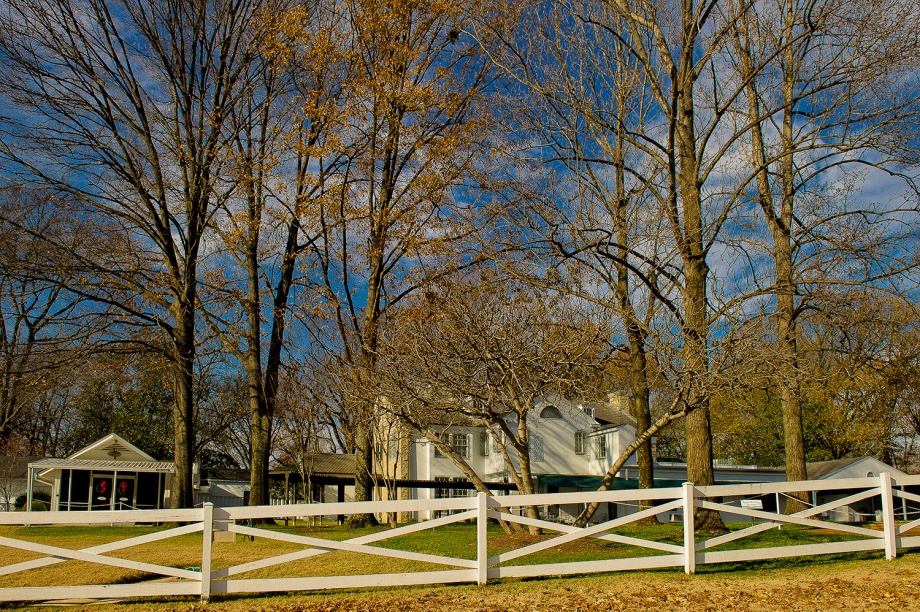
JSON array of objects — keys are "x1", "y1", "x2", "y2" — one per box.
[{"x1": 0, "y1": 473, "x2": 917, "y2": 603}]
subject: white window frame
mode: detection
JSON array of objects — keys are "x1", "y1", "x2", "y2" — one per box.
[
  {"x1": 595, "y1": 436, "x2": 606, "y2": 460},
  {"x1": 451, "y1": 433, "x2": 470, "y2": 459},
  {"x1": 574, "y1": 431, "x2": 587, "y2": 455}
]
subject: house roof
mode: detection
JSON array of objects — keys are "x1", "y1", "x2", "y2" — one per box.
[
  {"x1": 805, "y1": 457, "x2": 906, "y2": 480},
  {"x1": 277, "y1": 453, "x2": 357, "y2": 477},
  {"x1": 1, "y1": 456, "x2": 45, "y2": 479},
  {"x1": 806, "y1": 458, "x2": 863, "y2": 480},
  {"x1": 30, "y1": 458, "x2": 175, "y2": 472},
  {"x1": 66, "y1": 433, "x2": 157, "y2": 463},
  {"x1": 585, "y1": 403, "x2": 635, "y2": 429}
]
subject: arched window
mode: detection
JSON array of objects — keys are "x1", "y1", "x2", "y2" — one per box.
[{"x1": 540, "y1": 405, "x2": 563, "y2": 419}]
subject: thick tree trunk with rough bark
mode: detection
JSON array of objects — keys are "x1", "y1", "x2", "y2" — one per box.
[
  {"x1": 776, "y1": 10, "x2": 809, "y2": 512},
  {"x1": 628, "y1": 328, "x2": 657, "y2": 522},
  {"x1": 347, "y1": 421, "x2": 379, "y2": 527},
  {"x1": 611, "y1": 133, "x2": 657, "y2": 522},
  {"x1": 676, "y1": 46, "x2": 726, "y2": 532},
  {"x1": 171, "y1": 303, "x2": 196, "y2": 509}
]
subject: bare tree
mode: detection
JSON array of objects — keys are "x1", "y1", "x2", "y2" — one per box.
[
  {"x1": 201, "y1": 0, "x2": 350, "y2": 506},
  {"x1": 0, "y1": 0, "x2": 265, "y2": 507},
  {"x1": 376, "y1": 273, "x2": 608, "y2": 532},
  {"x1": 482, "y1": 1, "x2": 677, "y2": 520},
  {"x1": 728, "y1": 0, "x2": 920, "y2": 509},
  {"x1": 0, "y1": 187, "x2": 103, "y2": 441},
  {"x1": 304, "y1": 0, "x2": 496, "y2": 525}
]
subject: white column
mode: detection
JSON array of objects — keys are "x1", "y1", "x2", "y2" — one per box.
[
  {"x1": 25, "y1": 466, "x2": 34, "y2": 526},
  {"x1": 67, "y1": 469, "x2": 73, "y2": 511}
]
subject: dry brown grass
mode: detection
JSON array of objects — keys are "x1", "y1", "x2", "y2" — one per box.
[
  {"x1": 2, "y1": 524, "x2": 919, "y2": 610},
  {"x1": 1, "y1": 551, "x2": 916, "y2": 611}
]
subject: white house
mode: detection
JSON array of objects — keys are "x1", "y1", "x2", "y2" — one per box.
[
  {"x1": 394, "y1": 394, "x2": 641, "y2": 521},
  {"x1": 29, "y1": 434, "x2": 176, "y2": 511},
  {"x1": 384, "y1": 393, "x2": 915, "y2": 524}
]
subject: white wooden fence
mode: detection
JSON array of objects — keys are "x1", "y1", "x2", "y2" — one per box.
[{"x1": 0, "y1": 473, "x2": 918, "y2": 603}]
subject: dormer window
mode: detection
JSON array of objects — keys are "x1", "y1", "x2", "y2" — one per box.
[{"x1": 540, "y1": 405, "x2": 563, "y2": 419}]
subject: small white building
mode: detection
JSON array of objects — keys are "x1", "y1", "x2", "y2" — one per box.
[{"x1": 29, "y1": 434, "x2": 175, "y2": 511}]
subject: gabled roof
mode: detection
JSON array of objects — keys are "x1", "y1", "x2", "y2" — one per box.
[
  {"x1": 66, "y1": 433, "x2": 157, "y2": 463},
  {"x1": 34, "y1": 434, "x2": 165, "y2": 481},
  {"x1": 591, "y1": 403, "x2": 635, "y2": 428},
  {"x1": 806, "y1": 457, "x2": 907, "y2": 480}
]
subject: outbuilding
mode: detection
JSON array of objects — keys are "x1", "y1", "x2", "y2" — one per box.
[{"x1": 28, "y1": 434, "x2": 175, "y2": 511}]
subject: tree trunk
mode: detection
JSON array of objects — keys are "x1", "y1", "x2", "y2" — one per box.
[
  {"x1": 739, "y1": 6, "x2": 809, "y2": 512},
  {"x1": 674, "y1": 12, "x2": 726, "y2": 532},
  {"x1": 245, "y1": 220, "x2": 270, "y2": 506},
  {"x1": 248, "y1": 218, "x2": 300, "y2": 508},
  {"x1": 612, "y1": 125, "x2": 657, "y2": 523},
  {"x1": 682, "y1": 258, "x2": 724, "y2": 533},
  {"x1": 628, "y1": 329, "x2": 657, "y2": 523},
  {"x1": 515, "y1": 419, "x2": 541, "y2": 535},
  {"x1": 248, "y1": 389, "x2": 272, "y2": 506},
  {"x1": 776, "y1": 5, "x2": 809, "y2": 512},
  {"x1": 347, "y1": 420, "x2": 379, "y2": 527},
  {"x1": 170, "y1": 304, "x2": 196, "y2": 509}
]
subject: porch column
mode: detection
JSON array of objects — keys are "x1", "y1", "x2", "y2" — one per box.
[
  {"x1": 26, "y1": 466, "x2": 34, "y2": 524},
  {"x1": 67, "y1": 469, "x2": 73, "y2": 511}
]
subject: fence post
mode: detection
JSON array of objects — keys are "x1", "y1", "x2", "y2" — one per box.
[
  {"x1": 201, "y1": 502, "x2": 214, "y2": 601},
  {"x1": 477, "y1": 492, "x2": 488, "y2": 585},
  {"x1": 880, "y1": 472, "x2": 897, "y2": 560},
  {"x1": 682, "y1": 482, "x2": 696, "y2": 575}
]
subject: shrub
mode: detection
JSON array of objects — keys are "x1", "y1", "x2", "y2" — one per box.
[{"x1": 14, "y1": 491, "x2": 51, "y2": 510}]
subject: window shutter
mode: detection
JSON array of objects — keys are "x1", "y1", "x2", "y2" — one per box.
[{"x1": 531, "y1": 434, "x2": 545, "y2": 462}]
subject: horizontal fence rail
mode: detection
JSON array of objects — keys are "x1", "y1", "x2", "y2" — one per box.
[{"x1": 0, "y1": 473, "x2": 918, "y2": 602}]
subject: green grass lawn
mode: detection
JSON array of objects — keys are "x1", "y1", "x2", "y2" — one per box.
[{"x1": 0, "y1": 516, "x2": 890, "y2": 592}]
